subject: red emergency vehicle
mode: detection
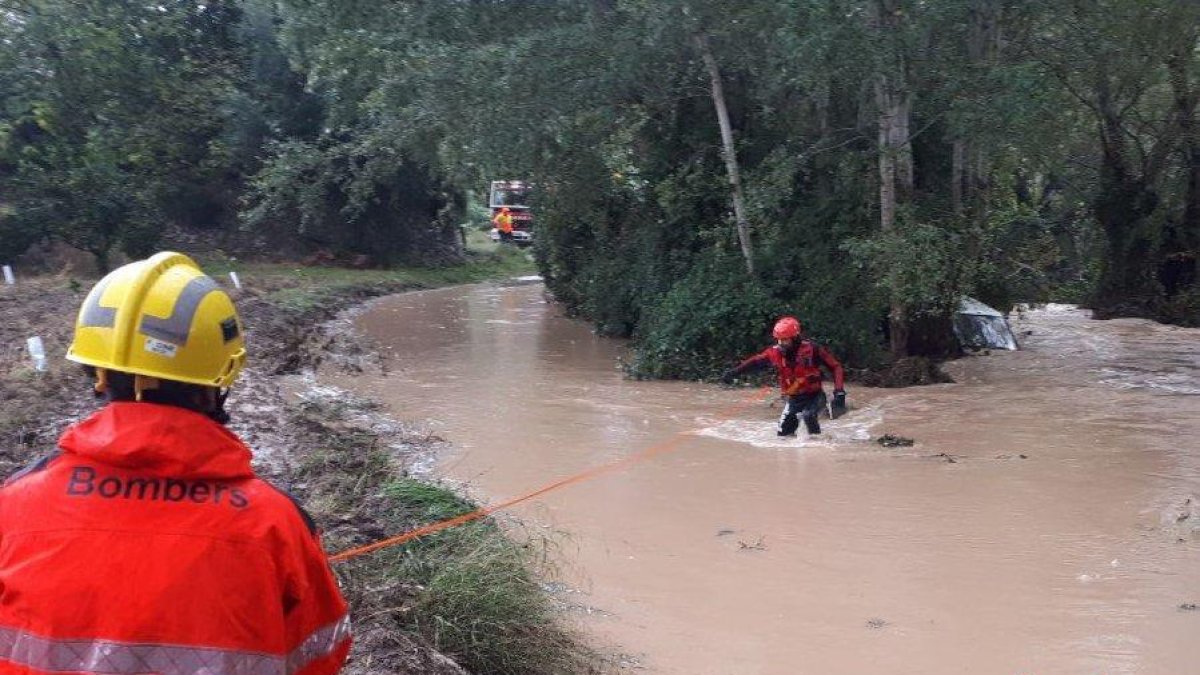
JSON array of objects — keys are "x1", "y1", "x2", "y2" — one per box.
[{"x1": 489, "y1": 180, "x2": 533, "y2": 245}]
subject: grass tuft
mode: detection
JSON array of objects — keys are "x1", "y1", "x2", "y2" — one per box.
[{"x1": 289, "y1": 393, "x2": 601, "y2": 674}]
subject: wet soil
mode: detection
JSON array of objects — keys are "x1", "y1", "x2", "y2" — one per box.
[{"x1": 0, "y1": 276, "x2": 95, "y2": 471}]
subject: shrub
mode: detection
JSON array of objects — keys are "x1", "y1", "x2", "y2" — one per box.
[{"x1": 629, "y1": 252, "x2": 783, "y2": 380}]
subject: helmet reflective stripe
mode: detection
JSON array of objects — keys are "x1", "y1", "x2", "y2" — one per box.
[
  {"x1": 140, "y1": 275, "x2": 221, "y2": 346},
  {"x1": 79, "y1": 275, "x2": 117, "y2": 329},
  {"x1": 80, "y1": 275, "x2": 222, "y2": 346}
]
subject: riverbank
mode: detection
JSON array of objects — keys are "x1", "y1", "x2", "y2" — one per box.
[{"x1": 0, "y1": 248, "x2": 602, "y2": 674}]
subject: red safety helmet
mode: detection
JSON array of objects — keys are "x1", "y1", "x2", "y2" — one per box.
[{"x1": 773, "y1": 316, "x2": 802, "y2": 340}]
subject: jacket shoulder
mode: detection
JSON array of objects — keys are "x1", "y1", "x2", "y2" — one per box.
[{"x1": 247, "y1": 478, "x2": 320, "y2": 537}]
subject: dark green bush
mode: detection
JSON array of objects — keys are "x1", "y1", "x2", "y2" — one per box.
[{"x1": 629, "y1": 252, "x2": 783, "y2": 380}]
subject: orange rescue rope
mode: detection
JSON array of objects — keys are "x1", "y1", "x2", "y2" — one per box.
[{"x1": 328, "y1": 386, "x2": 772, "y2": 563}]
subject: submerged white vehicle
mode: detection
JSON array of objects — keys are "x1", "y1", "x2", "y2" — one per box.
[{"x1": 953, "y1": 297, "x2": 1019, "y2": 351}]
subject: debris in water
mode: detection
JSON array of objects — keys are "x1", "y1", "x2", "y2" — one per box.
[
  {"x1": 1019, "y1": 454, "x2": 1028, "y2": 459},
  {"x1": 1180, "y1": 603, "x2": 1198, "y2": 611},
  {"x1": 865, "y1": 618, "x2": 887, "y2": 630},
  {"x1": 928, "y1": 452, "x2": 958, "y2": 463},
  {"x1": 716, "y1": 529, "x2": 736, "y2": 537},
  {"x1": 876, "y1": 434, "x2": 915, "y2": 447},
  {"x1": 738, "y1": 536, "x2": 767, "y2": 551},
  {"x1": 1168, "y1": 497, "x2": 1197, "y2": 525}
]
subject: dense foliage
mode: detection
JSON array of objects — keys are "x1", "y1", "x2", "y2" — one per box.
[{"x1": 2, "y1": 0, "x2": 1198, "y2": 372}]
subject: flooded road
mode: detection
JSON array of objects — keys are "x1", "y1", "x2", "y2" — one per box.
[{"x1": 319, "y1": 283, "x2": 1200, "y2": 674}]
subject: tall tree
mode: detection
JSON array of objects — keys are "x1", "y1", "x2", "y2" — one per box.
[
  {"x1": 1027, "y1": 0, "x2": 1197, "y2": 315},
  {"x1": 0, "y1": 0, "x2": 243, "y2": 268},
  {"x1": 688, "y1": 12, "x2": 756, "y2": 276},
  {"x1": 869, "y1": 0, "x2": 916, "y2": 356}
]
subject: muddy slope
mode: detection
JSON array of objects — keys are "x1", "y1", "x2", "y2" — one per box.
[{"x1": 0, "y1": 275, "x2": 470, "y2": 674}]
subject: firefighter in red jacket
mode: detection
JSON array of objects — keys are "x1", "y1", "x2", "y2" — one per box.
[
  {"x1": 0, "y1": 252, "x2": 350, "y2": 674},
  {"x1": 722, "y1": 316, "x2": 847, "y2": 436}
]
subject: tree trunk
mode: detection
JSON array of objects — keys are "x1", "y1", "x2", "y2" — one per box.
[
  {"x1": 90, "y1": 245, "x2": 111, "y2": 274},
  {"x1": 871, "y1": 0, "x2": 912, "y2": 357},
  {"x1": 958, "y1": 0, "x2": 1002, "y2": 215},
  {"x1": 1092, "y1": 73, "x2": 1164, "y2": 314},
  {"x1": 693, "y1": 30, "x2": 755, "y2": 277},
  {"x1": 877, "y1": 92, "x2": 898, "y2": 233},
  {"x1": 951, "y1": 139, "x2": 966, "y2": 215},
  {"x1": 876, "y1": 85, "x2": 910, "y2": 355},
  {"x1": 892, "y1": 91, "x2": 914, "y2": 202},
  {"x1": 1094, "y1": 131, "x2": 1157, "y2": 312},
  {"x1": 1168, "y1": 48, "x2": 1200, "y2": 250}
]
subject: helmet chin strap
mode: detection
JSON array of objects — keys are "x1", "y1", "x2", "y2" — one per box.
[
  {"x1": 93, "y1": 368, "x2": 109, "y2": 395},
  {"x1": 211, "y1": 388, "x2": 231, "y2": 424},
  {"x1": 134, "y1": 375, "x2": 161, "y2": 402}
]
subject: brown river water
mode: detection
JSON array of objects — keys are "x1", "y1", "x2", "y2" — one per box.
[{"x1": 318, "y1": 281, "x2": 1200, "y2": 674}]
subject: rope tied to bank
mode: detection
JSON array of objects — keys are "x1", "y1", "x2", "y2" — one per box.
[{"x1": 328, "y1": 386, "x2": 772, "y2": 563}]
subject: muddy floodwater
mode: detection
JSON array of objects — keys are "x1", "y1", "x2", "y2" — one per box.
[{"x1": 319, "y1": 282, "x2": 1200, "y2": 674}]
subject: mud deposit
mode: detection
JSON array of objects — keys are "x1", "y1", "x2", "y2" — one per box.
[{"x1": 326, "y1": 286, "x2": 1194, "y2": 673}]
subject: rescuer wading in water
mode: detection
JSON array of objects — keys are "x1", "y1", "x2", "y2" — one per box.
[{"x1": 722, "y1": 316, "x2": 847, "y2": 436}]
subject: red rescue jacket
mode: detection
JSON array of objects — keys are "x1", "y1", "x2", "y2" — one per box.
[
  {"x1": 0, "y1": 402, "x2": 350, "y2": 675},
  {"x1": 733, "y1": 340, "x2": 845, "y2": 396}
]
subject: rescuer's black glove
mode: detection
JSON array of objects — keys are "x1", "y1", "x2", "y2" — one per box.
[{"x1": 832, "y1": 389, "x2": 847, "y2": 412}]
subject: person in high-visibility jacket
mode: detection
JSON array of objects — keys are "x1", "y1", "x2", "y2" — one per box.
[
  {"x1": 722, "y1": 316, "x2": 846, "y2": 436},
  {"x1": 492, "y1": 206, "x2": 514, "y2": 242},
  {"x1": 0, "y1": 252, "x2": 350, "y2": 674}
]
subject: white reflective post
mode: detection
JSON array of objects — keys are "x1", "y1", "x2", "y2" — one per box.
[
  {"x1": 26, "y1": 336, "x2": 46, "y2": 372},
  {"x1": 229, "y1": 271, "x2": 242, "y2": 289},
  {"x1": 2, "y1": 265, "x2": 13, "y2": 285}
]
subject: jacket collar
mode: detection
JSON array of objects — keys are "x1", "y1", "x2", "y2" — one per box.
[{"x1": 59, "y1": 402, "x2": 254, "y2": 479}]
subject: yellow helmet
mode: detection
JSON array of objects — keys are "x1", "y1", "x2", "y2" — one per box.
[{"x1": 67, "y1": 252, "x2": 246, "y2": 388}]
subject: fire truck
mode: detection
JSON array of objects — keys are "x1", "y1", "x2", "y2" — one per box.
[{"x1": 488, "y1": 180, "x2": 533, "y2": 245}]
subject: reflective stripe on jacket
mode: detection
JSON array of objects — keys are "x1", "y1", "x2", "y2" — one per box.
[
  {"x1": 0, "y1": 402, "x2": 350, "y2": 675},
  {"x1": 733, "y1": 340, "x2": 845, "y2": 395}
]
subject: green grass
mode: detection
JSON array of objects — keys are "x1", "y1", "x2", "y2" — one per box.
[
  {"x1": 370, "y1": 478, "x2": 593, "y2": 674},
  {"x1": 196, "y1": 246, "x2": 535, "y2": 317},
  {"x1": 197, "y1": 244, "x2": 532, "y2": 284},
  {"x1": 465, "y1": 227, "x2": 501, "y2": 254},
  {"x1": 289, "y1": 395, "x2": 600, "y2": 675}
]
